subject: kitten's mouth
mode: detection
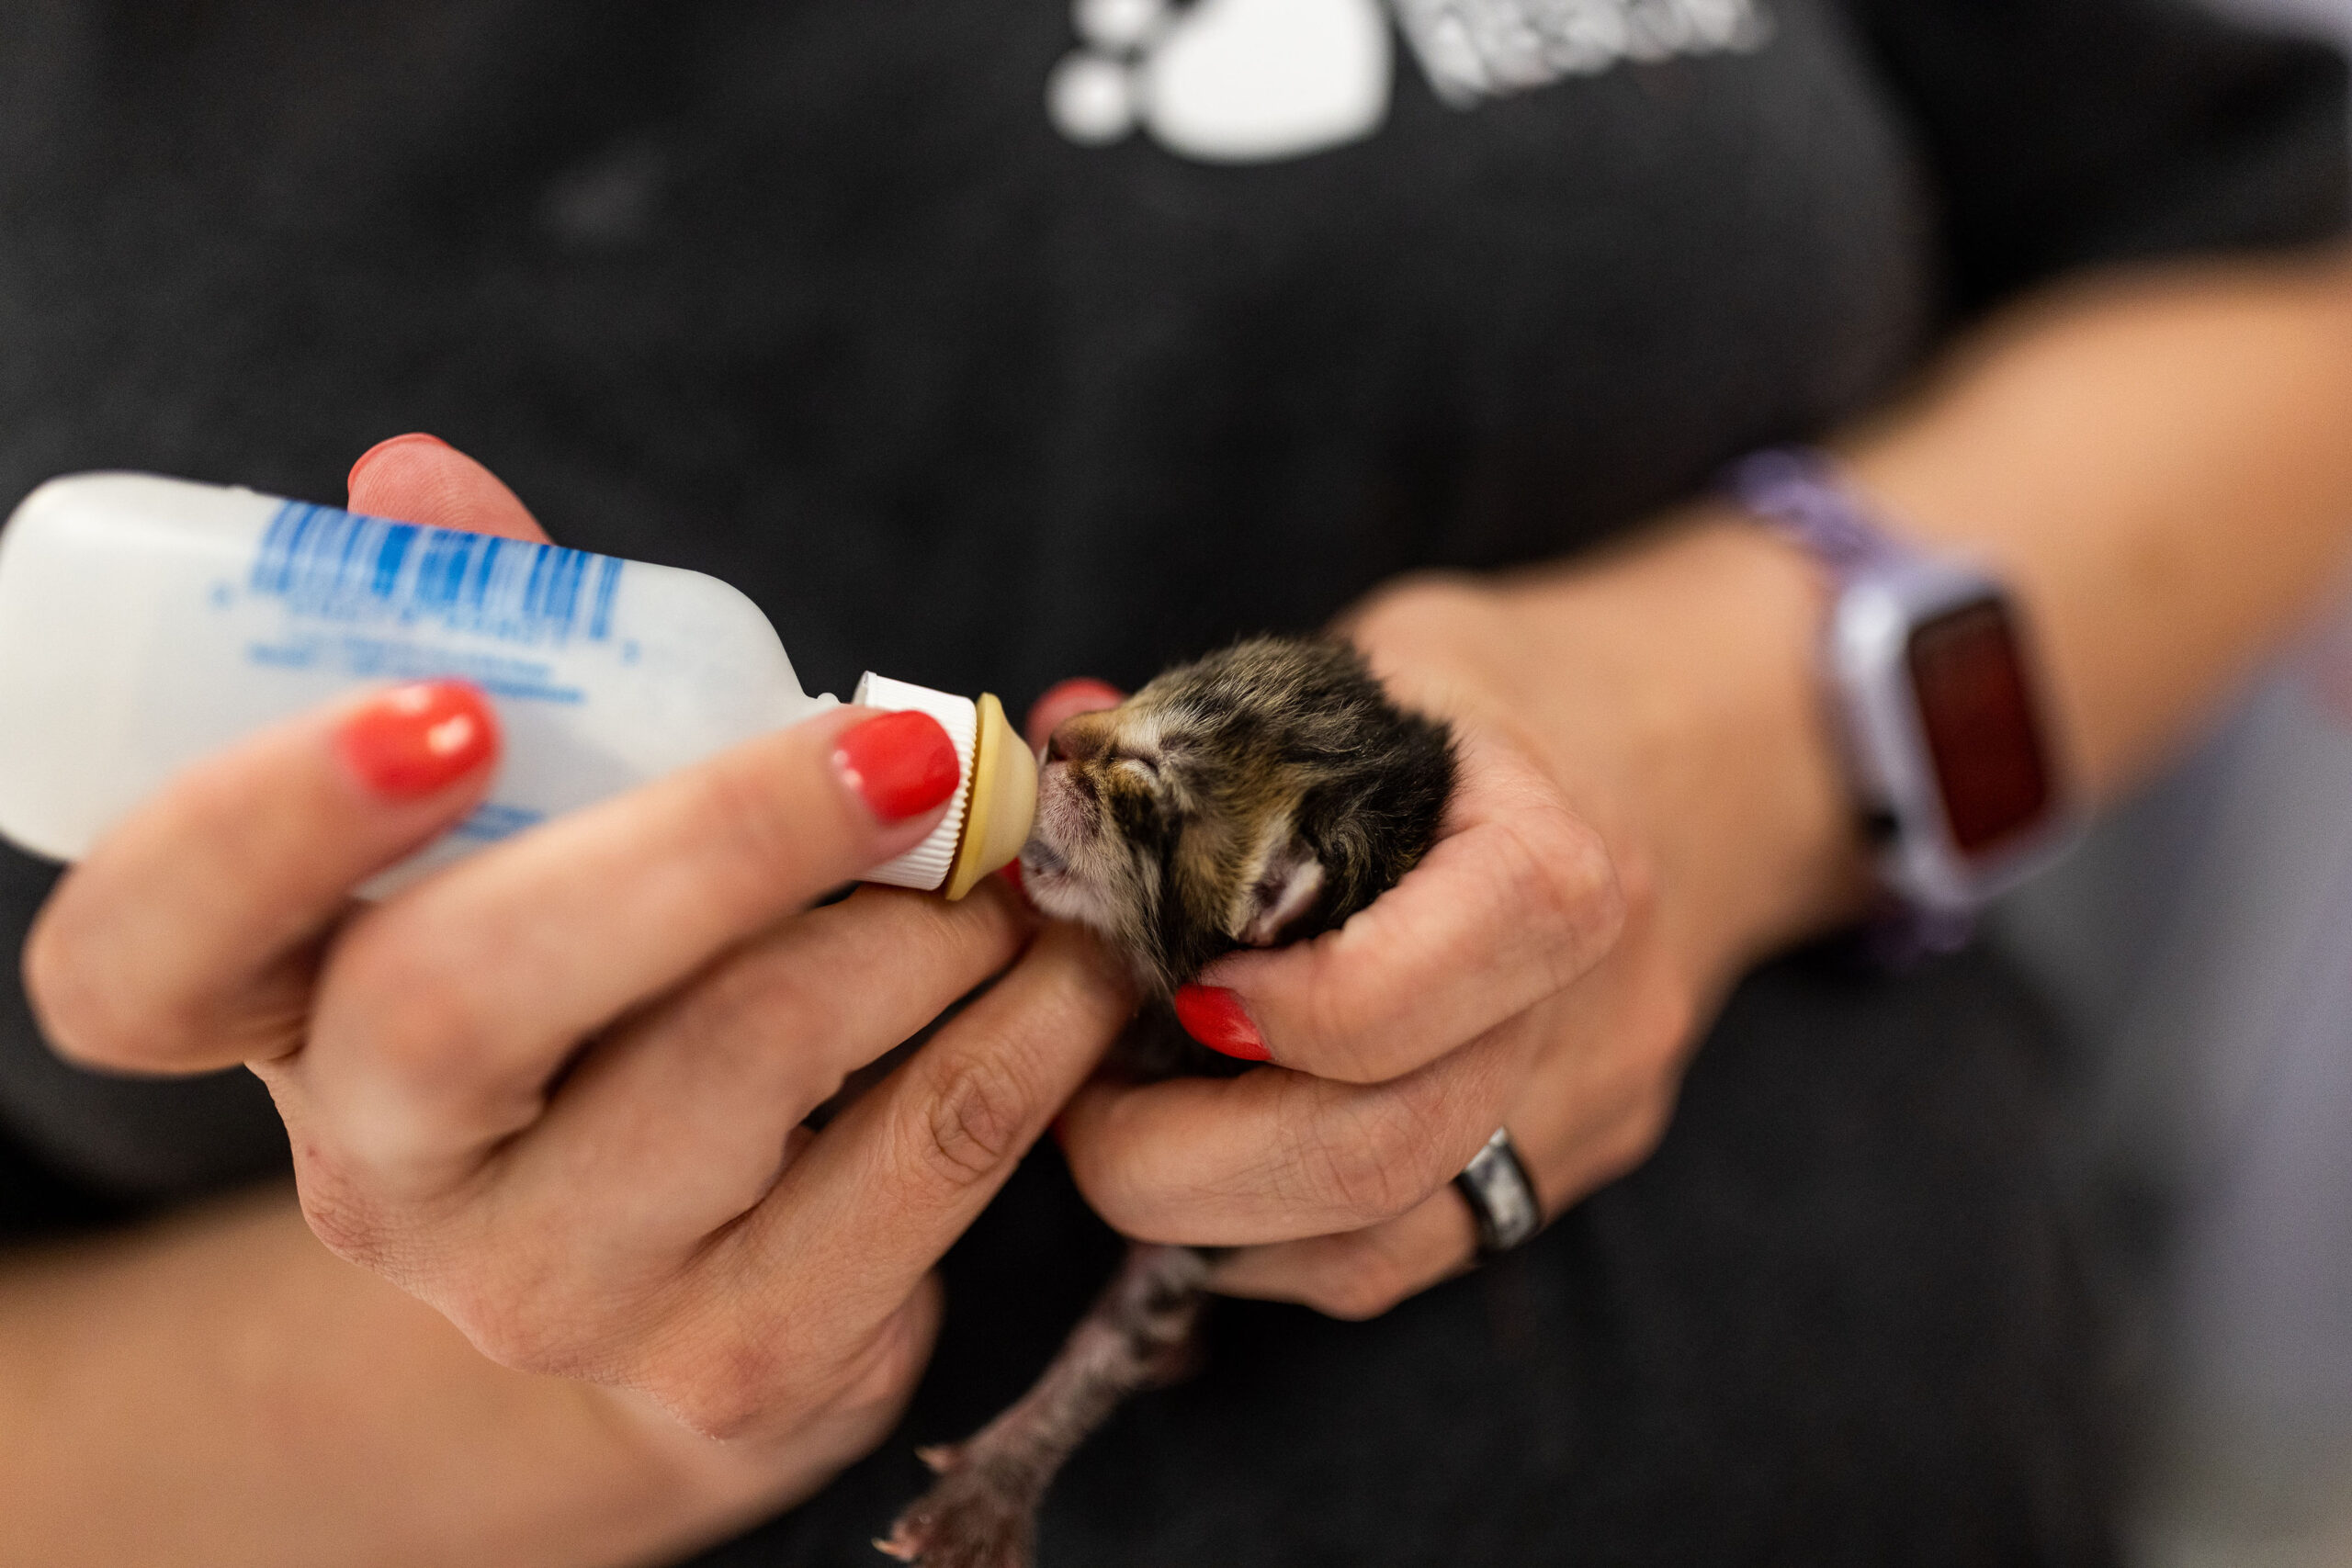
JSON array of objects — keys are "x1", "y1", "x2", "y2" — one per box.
[
  {"x1": 1019, "y1": 835, "x2": 1067, "y2": 878},
  {"x1": 1020, "y1": 761, "x2": 1102, "y2": 909}
]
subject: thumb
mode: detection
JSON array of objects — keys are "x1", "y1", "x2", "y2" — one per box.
[{"x1": 347, "y1": 433, "x2": 551, "y2": 543}]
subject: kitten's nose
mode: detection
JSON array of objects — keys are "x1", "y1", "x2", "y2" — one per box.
[{"x1": 1046, "y1": 714, "x2": 1111, "y2": 765}]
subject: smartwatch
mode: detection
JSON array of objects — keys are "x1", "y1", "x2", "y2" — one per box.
[{"x1": 1728, "y1": 448, "x2": 2076, "y2": 942}]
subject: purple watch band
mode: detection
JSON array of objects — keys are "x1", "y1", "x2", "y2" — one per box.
[
  {"x1": 1726, "y1": 447, "x2": 1915, "y2": 578},
  {"x1": 1724, "y1": 446, "x2": 1980, "y2": 964}
]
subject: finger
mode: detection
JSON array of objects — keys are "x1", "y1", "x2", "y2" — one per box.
[
  {"x1": 1057, "y1": 1003, "x2": 1544, "y2": 1245},
  {"x1": 1213, "y1": 931, "x2": 1701, "y2": 1317},
  {"x1": 491, "y1": 879, "x2": 1033, "y2": 1268},
  {"x1": 1024, "y1": 678, "x2": 1125, "y2": 752},
  {"x1": 1209, "y1": 1190, "x2": 1475, "y2": 1321},
  {"x1": 1201, "y1": 1031, "x2": 1672, "y2": 1318},
  {"x1": 717, "y1": 920, "x2": 1136, "y2": 1337},
  {"x1": 347, "y1": 434, "x2": 550, "y2": 542},
  {"x1": 1482, "y1": 931, "x2": 1693, "y2": 1212},
  {"x1": 282, "y1": 706, "x2": 960, "y2": 1189},
  {"x1": 25, "y1": 681, "x2": 499, "y2": 1075},
  {"x1": 1184, "y1": 733, "x2": 1623, "y2": 1084}
]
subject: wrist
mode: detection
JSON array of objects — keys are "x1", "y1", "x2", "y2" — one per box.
[
  {"x1": 1346, "y1": 511, "x2": 1874, "y2": 992},
  {"x1": 1493, "y1": 514, "x2": 1873, "y2": 980}
]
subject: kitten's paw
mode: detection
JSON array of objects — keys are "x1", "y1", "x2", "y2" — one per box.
[{"x1": 876, "y1": 1462, "x2": 1038, "y2": 1568}]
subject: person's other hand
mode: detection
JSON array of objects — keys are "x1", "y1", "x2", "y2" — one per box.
[
  {"x1": 24, "y1": 435, "x2": 1135, "y2": 1516},
  {"x1": 1049, "y1": 521, "x2": 1863, "y2": 1316}
]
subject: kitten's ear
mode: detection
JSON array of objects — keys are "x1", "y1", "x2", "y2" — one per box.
[{"x1": 1237, "y1": 835, "x2": 1328, "y2": 947}]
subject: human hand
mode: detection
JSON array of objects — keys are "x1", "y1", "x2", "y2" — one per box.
[
  {"x1": 24, "y1": 435, "x2": 1136, "y2": 1514},
  {"x1": 1048, "y1": 520, "x2": 1866, "y2": 1316}
]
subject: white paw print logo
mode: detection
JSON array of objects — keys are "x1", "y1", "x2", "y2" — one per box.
[{"x1": 1046, "y1": 0, "x2": 1396, "y2": 164}]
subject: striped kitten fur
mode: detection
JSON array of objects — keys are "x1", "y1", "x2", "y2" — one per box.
[{"x1": 1019, "y1": 635, "x2": 1457, "y2": 999}]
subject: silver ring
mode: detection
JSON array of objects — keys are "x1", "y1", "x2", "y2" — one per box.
[{"x1": 1453, "y1": 1128, "x2": 1542, "y2": 1255}]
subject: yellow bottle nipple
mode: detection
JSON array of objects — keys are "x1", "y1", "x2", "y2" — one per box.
[{"x1": 944, "y1": 693, "x2": 1037, "y2": 900}]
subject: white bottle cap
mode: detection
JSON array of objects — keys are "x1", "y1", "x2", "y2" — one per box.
[{"x1": 853, "y1": 672, "x2": 977, "y2": 892}]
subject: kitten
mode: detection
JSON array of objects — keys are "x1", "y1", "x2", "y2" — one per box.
[{"x1": 878, "y1": 636, "x2": 1456, "y2": 1568}]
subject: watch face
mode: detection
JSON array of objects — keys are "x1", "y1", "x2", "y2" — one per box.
[{"x1": 1905, "y1": 594, "x2": 2052, "y2": 858}]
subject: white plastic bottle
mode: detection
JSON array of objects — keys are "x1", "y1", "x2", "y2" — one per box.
[{"x1": 0, "y1": 473, "x2": 1035, "y2": 894}]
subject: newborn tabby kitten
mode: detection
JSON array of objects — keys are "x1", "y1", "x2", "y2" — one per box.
[{"x1": 879, "y1": 637, "x2": 1456, "y2": 1568}]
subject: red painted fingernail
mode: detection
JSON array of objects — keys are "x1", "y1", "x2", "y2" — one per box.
[
  {"x1": 335, "y1": 681, "x2": 498, "y2": 799},
  {"x1": 834, "y1": 711, "x2": 961, "y2": 823},
  {"x1": 1174, "y1": 984, "x2": 1269, "y2": 1061},
  {"x1": 348, "y1": 432, "x2": 450, "y2": 491},
  {"x1": 1000, "y1": 857, "x2": 1027, "y2": 901}
]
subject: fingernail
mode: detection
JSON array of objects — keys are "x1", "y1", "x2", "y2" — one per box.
[
  {"x1": 1174, "y1": 984, "x2": 1269, "y2": 1061},
  {"x1": 348, "y1": 432, "x2": 450, "y2": 491},
  {"x1": 336, "y1": 681, "x2": 498, "y2": 799},
  {"x1": 1000, "y1": 858, "x2": 1026, "y2": 901},
  {"x1": 833, "y1": 710, "x2": 961, "y2": 823}
]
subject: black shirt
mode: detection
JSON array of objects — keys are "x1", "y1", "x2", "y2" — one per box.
[{"x1": 0, "y1": 1, "x2": 2343, "y2": 1562}]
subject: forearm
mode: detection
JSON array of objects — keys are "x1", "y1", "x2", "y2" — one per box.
[
  {"x1": 1844, "y1": 246, "x2": 2352, "y2": 797},
  {"x1": 1388, "y1": 245, "x2": 2352, "y2": 989},
  {"x1": 0, "y1": 1188, "x2": 794, "y2": 1568}
]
